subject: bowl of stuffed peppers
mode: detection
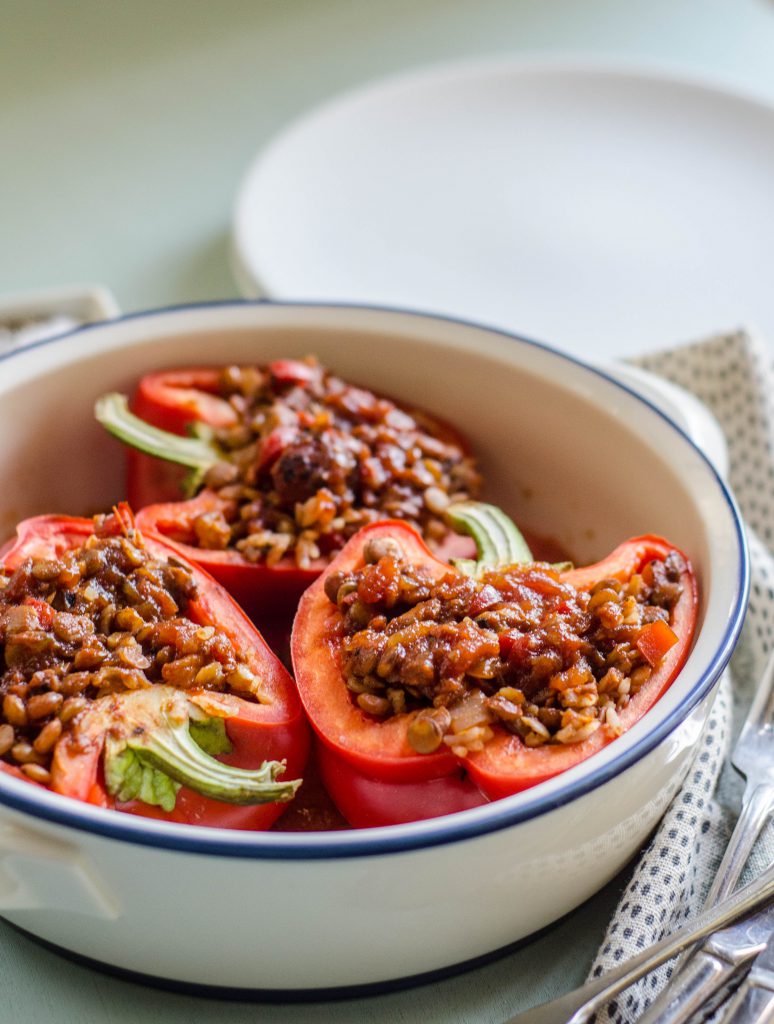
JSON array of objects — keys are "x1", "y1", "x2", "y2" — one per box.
[{"x1": 0, "y1": 301, "x2": 747, "y2": 991}]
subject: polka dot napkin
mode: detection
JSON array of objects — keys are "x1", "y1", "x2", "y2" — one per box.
[{"x1": 587, "y1": 329, "x2": 774, "y2": 1023}]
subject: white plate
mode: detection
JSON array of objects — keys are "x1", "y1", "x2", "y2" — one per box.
[{"x1": 232, "y1": 58, "x2": 774, "y2": 362}]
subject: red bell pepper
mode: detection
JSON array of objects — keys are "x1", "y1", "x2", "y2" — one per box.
[
  {"x1": 133, "y1": 489, "x2": 475, "y2": 624},
  {"x1": 133, "y1": 488, "x2": 326, "y2": 626},
  {"x1": 0, "y1": 510, "x2": 310, "y2": 830},
  {"x1": 95, "y1": 363, "x2": 478, "y2": 620},
  {"x1": 464, "y1": 534, "x2": 697, "y2": 800},
  {"x1": 127, "y1": 368, "x2": 241, "y2": 509},
  {"x1": 290, "y1": 521, "x2": 698, "y2": 827}
]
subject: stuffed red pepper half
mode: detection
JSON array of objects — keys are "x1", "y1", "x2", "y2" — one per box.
[
  {"x1": 0, "y1": 505, "x2": 309, "y2": 829},
  {"x1": 94, "y1": 358, "x2": 480, "y2": 617},
  {"x1": 291, "y1": 503, "x2": 698, "y2": 828}
]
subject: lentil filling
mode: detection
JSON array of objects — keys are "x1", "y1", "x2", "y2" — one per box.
[
  {"x1": 0, "y1": 513, "x2": 266, "y2": 786},
  {"x1": 173, "y1": 359, "x2": 481, "y2": 568},
  {"x1": 327, "y1": 537, "x2": 686, "y2": 757}
]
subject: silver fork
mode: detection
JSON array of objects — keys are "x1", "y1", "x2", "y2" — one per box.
[
  {"x1": 707, "y1": 646, "x2": 774, "y2": 903},
  {"x1": 503, "y1": 652, "x2": 774, "y2": 1024},
  {"x1": 639, "y1": 646, "x2": 774, "y2": 1024},
  {"x1": 502, "y1": 862, "x2": 774, "y2": 1024}
]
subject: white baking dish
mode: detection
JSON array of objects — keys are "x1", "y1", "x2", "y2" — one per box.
[{"x1": 0, "y1": 301, "x2": 748, "y2": 991}]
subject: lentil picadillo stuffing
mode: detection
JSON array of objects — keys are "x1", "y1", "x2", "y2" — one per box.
[
  {"x1": 0, "y1": 507, "x2": 307, "y2": 826},
  {"x1": 330, "y1": 535, "x2": 687, "y2": 756},
  {"x1": 98, "y1": 357, "x2": 482, "y2": 570}
]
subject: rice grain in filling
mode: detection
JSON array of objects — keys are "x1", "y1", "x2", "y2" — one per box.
[
  {"x1": 183, "y1": 358, "x2": 481, "y2": 568},
  {"x1": 0, "y1": 514, "x2": 264, "y2": 783},
  {"x1": 328, "y1": 545, "x2": 686, "y2": 756}
]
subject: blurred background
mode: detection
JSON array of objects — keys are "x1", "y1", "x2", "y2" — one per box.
[{"x1": 2, "y1": 0, "x2": 773, "y2": 316}]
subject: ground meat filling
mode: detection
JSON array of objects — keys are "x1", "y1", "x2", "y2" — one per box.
[
  {"x1": 0, "y1": 516, "x2": 263, "y2": 785},
  {"x1": 328, "y1": 538, "x2": 685, "y2": 757},
  {"x1": 189, "y1": 359, "x2": 481, "y2": 568}
]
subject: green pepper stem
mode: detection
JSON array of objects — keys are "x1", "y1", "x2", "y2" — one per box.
[
  {"x1": 94, "y1": 393, "x2": 221, "y2": 497},
  {"x1": 92, "y1": 687, "x2": 301, "y2": 809},
  {"x1": 131, "y1": 721, "x2": 300, "y2": 805},
  {"x1": 445, "y1": 501, "x2": 533, "y2": 570}
]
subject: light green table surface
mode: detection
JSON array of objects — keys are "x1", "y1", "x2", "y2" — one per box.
[{"x1": 2, "y1": 2, "x2": 774, "y2": 1020}]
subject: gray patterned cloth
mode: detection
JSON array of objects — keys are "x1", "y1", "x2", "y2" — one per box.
[{"x1": 587, "y1": 329, "x2": 774, "y2": 1023}]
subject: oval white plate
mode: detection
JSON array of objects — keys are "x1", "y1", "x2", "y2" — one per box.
[{"x1": 232, "y1": 59, "x2": 774, "y2": 362}]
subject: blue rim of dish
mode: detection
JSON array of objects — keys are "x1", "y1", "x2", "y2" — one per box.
[{"x1": 0, "y1": 299, "x2": 750, "y2": 859}]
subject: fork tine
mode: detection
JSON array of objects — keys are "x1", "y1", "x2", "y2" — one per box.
[{"x1": 706, "y1": 782, "x2": 774, "y2": 907}]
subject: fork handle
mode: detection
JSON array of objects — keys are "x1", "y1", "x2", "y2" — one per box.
[
  {"x1": 637, "y1": 946, "x2": 755, "y2": 1024},
  {"x1": 502, "y1": 863, "x2": 774, "y2": 1024},
  {"x1": 720, "y1": 961, "x2": 774, "y2": 1023},
  {"x1": 643, "y1": 780, "x2": 774, "y2": 1021}
]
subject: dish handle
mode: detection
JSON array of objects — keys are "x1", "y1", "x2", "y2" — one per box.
[{"x1": 0, "y1": 820, "x2": 120, "y2": 919}]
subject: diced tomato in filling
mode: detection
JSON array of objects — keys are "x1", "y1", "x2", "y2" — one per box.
[
  {"x1": 142, "y1": 358, "x2": 481, "y2": 570},
  {"x1": 0, "y1": 513, "x2": 265, "y2": 786},
  {"x1": 326, "y1": 545, "x2": 686, "y2": 756}
]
